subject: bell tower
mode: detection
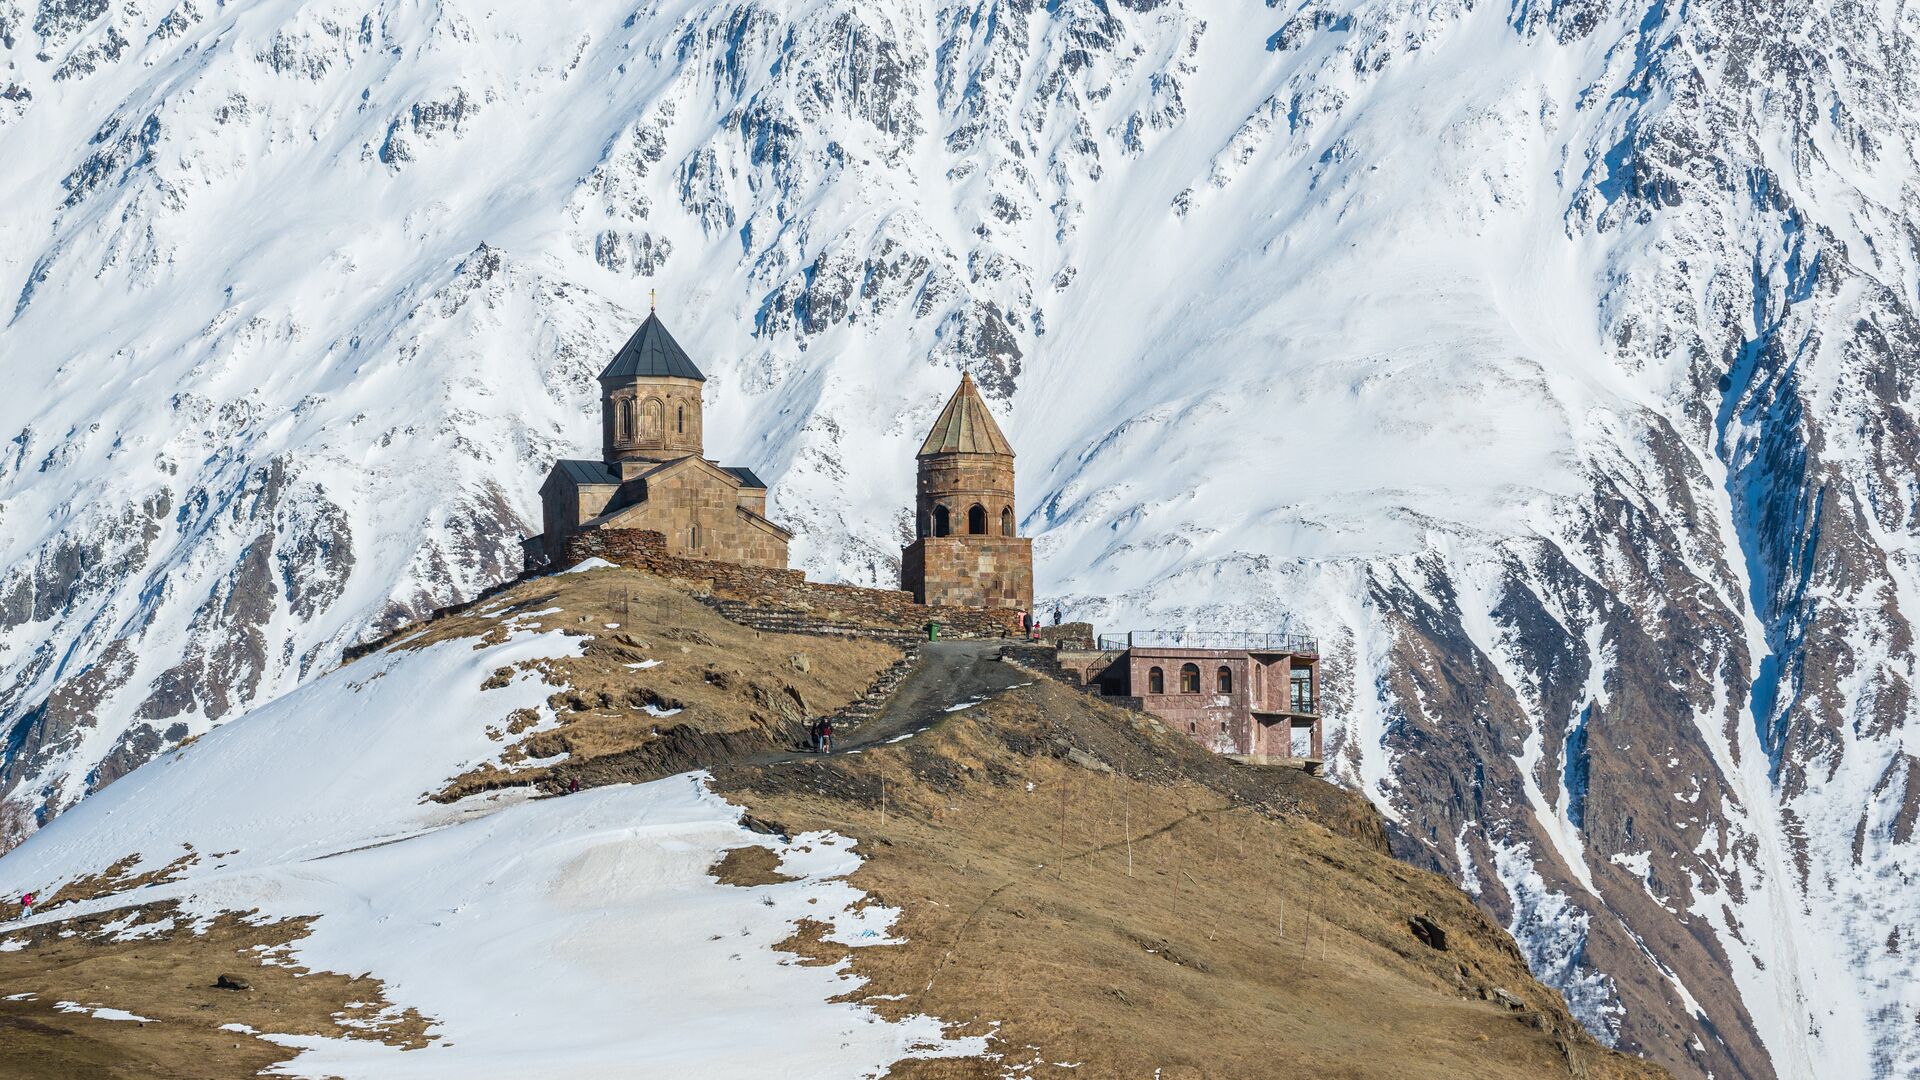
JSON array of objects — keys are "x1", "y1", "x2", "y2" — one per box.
[
  {"x1": 599, "y1": 311, "x2": 705, "y2": 475},
  {"x1": 901, "y1": 374, "x2": 1034, "y2": 612}
]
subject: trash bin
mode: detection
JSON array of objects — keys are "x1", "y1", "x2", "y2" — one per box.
[{"x1": 926, "y1": 620, "x2": 939, "y2": 641}]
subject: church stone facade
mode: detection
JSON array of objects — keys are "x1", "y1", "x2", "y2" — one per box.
[
  {"x1": 901, "y1": 374, "x2": 1034, "y2": 612},
  {"x1": 525, "y1": 314, "x2": 790, "y2": 571}
]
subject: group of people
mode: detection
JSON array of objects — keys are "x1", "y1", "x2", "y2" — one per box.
[
  {"x1": 1016, "y1": 606, "x2": 1065, "y2": 640},
  {"x1": 807, "y1": 718, "x2": 834, "y2": 754}
]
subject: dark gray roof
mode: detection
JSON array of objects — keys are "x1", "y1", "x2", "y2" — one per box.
[
  {"x1": 724, "y1": 466, "x2": 768, "y2": 489},
  {"x1": 599, "y1": 313, "x2": 705, "y2": 382},
  {"x1": 554, "y1": 459, "x2": 620, "y2": 485}
]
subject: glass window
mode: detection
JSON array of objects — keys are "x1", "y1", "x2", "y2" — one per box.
[{"x1": 1290, "y1": 669, "x2": 1313, "y2": 713}]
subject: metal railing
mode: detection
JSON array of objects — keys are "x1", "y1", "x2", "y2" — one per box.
[{"x1": 1098, "y1": 630, "x2": 1319, "y2": 655}]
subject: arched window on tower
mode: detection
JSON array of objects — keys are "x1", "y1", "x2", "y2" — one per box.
[
  {"x1": 618, "y1": 398, "x2": 634, "y2": 440},
  {"x1": 1180, "y1": 663, "x2": 1201, "y2": 694},
  {"x1": 1217, "y1": 666, "x2": 1233, "y2": 694},
  {"x1": 968, "y1": 504, "x2": 987, "y2": 535},
  {"x1": 933, "y1": 505, "x2": 951, "y2": 536},
  {"x1": 689, "y1": 523, "x2": 701, "y2": 550},
  {"x1": 1001, "y1": 506, "x2": 1014, "y2": 536},
  {"x1": 1147, "y1": 667, "x2": 1165, "y2": 694},
  {"x1": 676, "y1": 405, "x2": 684, "y2": 434}
]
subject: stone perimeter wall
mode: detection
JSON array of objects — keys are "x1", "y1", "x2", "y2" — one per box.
[{"x1": 561, "y1": 529, "x2": 1021, "y2": 638}]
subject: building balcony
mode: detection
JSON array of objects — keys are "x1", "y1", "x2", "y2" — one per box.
[{"x1": 1097, "y1": 629, "x2": 1320, "y2": 655}]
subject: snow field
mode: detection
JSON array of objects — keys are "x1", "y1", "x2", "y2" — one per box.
[{"x1": 0, "y1": 632, "x2": 985, "y2": 1078}]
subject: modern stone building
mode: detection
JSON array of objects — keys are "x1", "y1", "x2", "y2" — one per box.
[
  {"x1": 1058, "y1": 632, "x2": 1323, "y2": 763},
  {"x1": 901, "y1": 374, "x2": 1034, "y2": 613},
  {"x1": 524, "y1": 313, "x2": 790, "y2": 570}
]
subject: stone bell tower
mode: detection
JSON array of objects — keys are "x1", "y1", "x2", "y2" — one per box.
[
  {"x1": 901, "y1": 373, "x2": 1034, "y2": 612},
  {"x1": 600, "y1": 311, "x2": 705, "y2": 477}
]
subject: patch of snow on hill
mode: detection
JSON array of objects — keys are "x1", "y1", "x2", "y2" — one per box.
[{"x1": 0, "y1": 632, "x2": 983, "y2": 1077}]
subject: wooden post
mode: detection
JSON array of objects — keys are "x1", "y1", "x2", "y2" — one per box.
[
  {"x1": 1122, "y1": 747, "x2": 1134, "y2": 878},
  {"x1": 1056, "y1": 768, "x2": 1068, "y2": 879}
]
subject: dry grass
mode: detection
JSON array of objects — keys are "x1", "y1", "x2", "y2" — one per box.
[
  {"x1": 403, "y1": 565, "x2": 899, "y2": 800},
  {"x1": 713, "y1": 680, "x2": 1671, "y2": 1080},
  {"x1": 710, "y1": 845, "x2": 799, "y2": 887},
  {"x1": 0, "y1": 902, "x2": 430, "y2": 1079},
  {"x1": 0, "y1": 566, "x2": 901, "y2": 1078}
]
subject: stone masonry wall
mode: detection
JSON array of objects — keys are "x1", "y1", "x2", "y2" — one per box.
[
  {"x1": 604, "y1": 374, "x2": 704, "y2": 462},
  {"x1": 1033, "y1": 621, "x2": 1096, "y2": 650},
  {"x1": 593, "y1": 465, "x2": 787, "y2": 570},
  {"x1": 562, "y1": 529, "x2": 1020, "y2": 638},
  {"x1": 916, "y1": 451, "x2": 1015, "y2": 538},
  {"x1": 902, "y1": 535, "x2": 1033, "y2": 612}
]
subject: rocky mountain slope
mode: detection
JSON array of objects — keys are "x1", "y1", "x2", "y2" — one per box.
[{"x1": 2, "y1": 0, "x2": 1917, "y2": 1077}]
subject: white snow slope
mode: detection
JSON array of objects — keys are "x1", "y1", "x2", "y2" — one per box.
[
  {"x1": 4, "y1": 0, "x2": 1919, "y2": 1077},
  {"x1": 0, "y1": 621, "x2": 985, "y2": 1077}
]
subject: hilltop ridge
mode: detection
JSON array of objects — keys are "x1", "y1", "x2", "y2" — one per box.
[{"x1": 0, "y1": 563, "x2": 1664, "y2": 1078}]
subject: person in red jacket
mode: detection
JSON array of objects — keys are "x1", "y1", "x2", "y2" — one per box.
[
  {"x1": 19, "y1": 892, "x2": 34, "y2": 919},
  {"x1": 819, "y1": 719, "x2": 834, "y2": 754}
]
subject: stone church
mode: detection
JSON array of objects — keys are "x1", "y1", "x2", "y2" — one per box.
[
  {"x1": 901, "y1": 373, "x2": 1034, "y2": 613},
  {"x1": 525, "y1": 313, "x2": 790, "y2": 570}
]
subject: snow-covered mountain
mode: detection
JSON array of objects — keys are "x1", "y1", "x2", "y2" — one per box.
[{"x1": 3, "y1": 0, "x2": 1916, "y2": 1077}]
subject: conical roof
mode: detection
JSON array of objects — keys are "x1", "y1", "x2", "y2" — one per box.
[
  {"x1": 599, "y1": 312, "x2": 705, "y2": 382},
  {"x1": 917, "y1": 373, "x2": 1014, "y2": 457}
]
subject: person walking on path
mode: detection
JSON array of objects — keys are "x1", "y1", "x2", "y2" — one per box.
[
  {"x1": 818, "y1": 719, "x2": 834, "y2": 754},
  {"x1": 19, "y1": 892, "x2": 34, "y2": 919},
  {"x1": 1053, "y1": 606, "x2": 1062, "y2": 626}
]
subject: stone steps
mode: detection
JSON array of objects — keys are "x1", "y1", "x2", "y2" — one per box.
[
  {"x1": 699, "y1": 596, "x2": 1017, "y2": 648},
  {"x1": 699, "y1": 599, "x2": 925, "y2": 646},
  {"x1": 827, "y1": 647, "x2": 922, "y2": 733}
]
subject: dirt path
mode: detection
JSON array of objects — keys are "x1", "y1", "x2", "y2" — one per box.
[{"x1": 752, "y1": 640, "x2": 1029, "y2": 764}]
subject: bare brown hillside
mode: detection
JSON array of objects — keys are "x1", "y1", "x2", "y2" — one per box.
[
  {"x1": 708, "y1": 677, "x2": 1670, "y2": 1080},
  {"x1": 0, "y1": 565, "x2": 1671, "y2": 1078}
]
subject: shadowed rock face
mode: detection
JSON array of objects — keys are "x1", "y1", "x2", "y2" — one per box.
[
  {"x1": 1364, "y1": 521, "x2": 1773, "y2": 1079},
  {"x1": 3, "y1": 0, "x2": 1920, "y2": 1076}
]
